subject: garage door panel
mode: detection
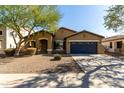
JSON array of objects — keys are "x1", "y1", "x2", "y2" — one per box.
[{"x1": 70, "y1": 42, "x2": 97, "y2": 54}]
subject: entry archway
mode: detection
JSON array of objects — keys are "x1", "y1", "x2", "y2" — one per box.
[{"x1": 39, "y1": 39, "x2": 48, "y2": 53}]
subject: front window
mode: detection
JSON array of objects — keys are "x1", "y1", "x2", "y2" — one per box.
[
  {"x1": 54, "y1": 40, "x2": 63, "y2": 50},
  {"x1": 117, "y1": 41, "x2": 122, "y2": 49},
  {"x1": 110, "y1": 42, "x2": 112, "y2": 48},
  {"x1": 0, "y1": 31, "x2": 2, "y2": 35}
]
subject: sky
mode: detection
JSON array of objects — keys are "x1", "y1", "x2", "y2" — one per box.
[{"x1": 58, "y1": 5, "x2": 122, "y2": 37}]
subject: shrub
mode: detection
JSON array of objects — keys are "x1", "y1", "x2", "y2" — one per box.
[
  {"x1": 0, "y1": 50, "x2": 6, "y2": 58},
  {"x1": 53, "y1": 54, "x2": 61, "y2": 60},
  {"x1": 25, "y1": 48, "x2": 37, "y2": 55},
  {"x1": 53, "y1": 50, "x2": 65, "y2": 54},
  {"x1": 14, "y1": 48, "x2": 36, "y2": 57},
  {"x1": 4, "y1": 48, "x2": 15, "y2": 57}
]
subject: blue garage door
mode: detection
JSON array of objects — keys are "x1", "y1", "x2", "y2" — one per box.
[{"x1": 70, "y1": 42, "x2": 97, "y2": 54}]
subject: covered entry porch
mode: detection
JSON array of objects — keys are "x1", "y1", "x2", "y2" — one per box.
[
  {"x1": 108, "y1": 40, "x2": 124, "y2": 54},
  {"x1": 26, "y1": 31, "x2": 53, "y2": 54}
]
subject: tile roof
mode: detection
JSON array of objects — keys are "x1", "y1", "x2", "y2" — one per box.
[
  {"x1": 64, "y1": 30, "x2": 104, "y2": 39},
  {"x1": 59, "y1": 27, "x2": 77, "y2": 33},
  {"x1": 102, "y1": 35, "x2": 124, "y2": 42}
]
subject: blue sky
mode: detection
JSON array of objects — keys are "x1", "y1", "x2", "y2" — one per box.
[{"x1": 58, "y1": 5, "x2": 121, "y2": 37}]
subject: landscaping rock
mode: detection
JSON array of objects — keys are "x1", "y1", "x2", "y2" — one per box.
[{"x1": 53, "y1": 54, "x2": 61, "y2": 60}]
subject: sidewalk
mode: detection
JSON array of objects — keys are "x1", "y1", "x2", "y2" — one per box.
[{"x1": 0, "y1": 73, "x2": 84, "y2": 88}]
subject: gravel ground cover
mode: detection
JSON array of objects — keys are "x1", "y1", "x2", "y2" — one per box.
[
  {"x1": 0, "y1": 54, "x2": 83, "y2": 88},
  {"x1": 0, "y1": 55, "x2": 81, "y2": 73}
]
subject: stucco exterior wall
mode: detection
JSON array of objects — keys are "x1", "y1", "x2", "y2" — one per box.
[
  {"x1": 66, "y1": 32, "x2": 104, "y2": 54},
  {"x1": 6, "y1": 28, "x2": 28, "y2": 49},
  {"x1": 0, "y1": 27, "x2": 27, "y2": 49},
  {"x1": 54, "y1": 28, "x2": 76, "y2": 40},
  {"x1": 0, "y1": 27, "x2": 6, "y2": 49},
  {"x1": 6, "y1": 28, "x2": 20, "y2": 49},
  {"x1": 97, "y1": 43, "x2": 105, "y2": 54},
  {"x1": 102, "y1": 41, "x2": 115, "y2": 52},
  {"x1": 27, "y1": 32, "x2": 53, "y2": 54},
  {"x1": 102, "y1": 39, "x2": 124, "y2": 53}
]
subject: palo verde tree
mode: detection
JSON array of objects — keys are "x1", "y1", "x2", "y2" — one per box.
[
  {"x1": 0, "y1": 5, "x2": 61, "y2": 56},
  {"x1": 104, "y1": 5, "x2": 124, "y2": 32}
]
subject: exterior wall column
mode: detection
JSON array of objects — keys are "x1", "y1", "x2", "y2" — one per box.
[
  {"x1": 36, "y1": 39, "x2": 40, "y2": 54},
  {"x1": 122, "y1": 41, "x2": 124, "y2": 54},
  {"x1": 47, "y1": 36, "x2": 53, "y2": 54},
  {"x1": 66, "y1": 40, "x2": 70, "y2": 54},
  {"x1": 97, "y1": 42, "x2": 105, "y2": 54},
  {"x1": 113, "y1": 41, "x2": 117, "y2": 52}
]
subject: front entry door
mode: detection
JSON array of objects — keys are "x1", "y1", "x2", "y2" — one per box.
[{"x1": 40, "y1": 39, "x2": 47, "y2": 53}]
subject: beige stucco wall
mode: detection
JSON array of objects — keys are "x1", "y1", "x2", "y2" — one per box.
[
  {"x1": 102, "y1": 41, "x2": 114, "y2": 52},
  {"x1": 102, "y1": 39, "x2": 124, "y2": 53},
  {"x1": 0, "y1": 27, "x2": 6, "y2": 49},
  {"x1": 27, "y1": 32, "x2": 53, "y2": 54},
  {"x1": 54, "y1": 28, "x2": 76, "y2": 40},
  {"x1": 66, "y1": 32, "x2": 105, "y2": 54},
  {"x1": 97, "y1": 43, "x2": 105, "y2": 54}
]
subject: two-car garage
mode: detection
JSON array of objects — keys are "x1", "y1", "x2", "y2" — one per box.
[
  {"x1": 65, "y1": 30, "x2": 105, "y2": 54},
  {"x1": 70, "y1": 42, "x2": 97, "y2": 54}
]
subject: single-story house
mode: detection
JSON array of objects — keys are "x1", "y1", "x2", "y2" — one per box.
[
  {"x1": 102, "y1": 35, "x2": 124, "y2": 54},
  {"x1": 26, "y1": 27, "x2": 105, "y2": 54}
]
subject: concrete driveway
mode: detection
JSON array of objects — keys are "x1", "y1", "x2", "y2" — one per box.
[{"x1": 72, "y1": 54, "x2": 124, "y2": 88}]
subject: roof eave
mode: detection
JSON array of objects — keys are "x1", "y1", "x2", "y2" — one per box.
[{"x1": 64, "y1": 30, "x2": 105, "y2": 39}]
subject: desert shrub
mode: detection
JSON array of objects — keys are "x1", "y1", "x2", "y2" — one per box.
[
  {"x1": 4, "y1": 48, "x2": 15, "y2": 57},
  {"x1": 53, "y1": 54, "x2": 61, "y2": 60},
  {"x1": 14, "y1": 48, "x2": 36, "y2": 57},
  {"x1": 25, "y1": 48, "x2": 37, "y2": 55},
  {"x1": 0, "y1": 50, "x2": 6, "y2": 58}
]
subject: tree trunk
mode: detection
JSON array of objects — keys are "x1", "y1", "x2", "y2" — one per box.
[
  {"x1": 11, "y1": 32, "x2": 18, "y2": 48},
  {"x1": 14, "y1": 39, "x2": 29, "y2": 56},
  {"x1": 15, "y1": 43, "x2": 22, "y2": 56},
  {"x1": 14, "y1": 38, "x2": 25, "y2": 56}
]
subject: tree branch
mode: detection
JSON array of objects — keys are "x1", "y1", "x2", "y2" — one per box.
[{"x1": 11, "y1": 31, "x2": 17, "y2": 47}]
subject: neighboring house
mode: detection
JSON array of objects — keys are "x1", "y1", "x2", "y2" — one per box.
[
  {"x1": 0, "y1": 26, "x2": 27, "y2": 50},
  {"x1": 0, "y1": 27, "x2": 19, "y2": 50},
  {"x1": 0, "y1": 26, "x2": 6, "y2": 49},
  {"x1": 102, "y1": 35, "x2": 124, "y2": 54},
  {"x1": 26, "y1": 27, "x2": 105, "y2": 54}
]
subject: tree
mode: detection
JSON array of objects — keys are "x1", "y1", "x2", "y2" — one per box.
[
  {"x1": 0, "y1": 5, "x2": 61, "y2": 56},
  {"x1": 104, "y1": 5, "x2": 124, "y2": 32}
]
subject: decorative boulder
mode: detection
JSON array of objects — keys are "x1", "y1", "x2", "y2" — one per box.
[{"x1": 53, "y1": 54, "x2": 61, "y2": 60}]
